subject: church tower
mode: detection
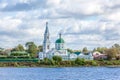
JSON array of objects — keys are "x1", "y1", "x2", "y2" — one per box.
[
  {"x1": 55, "y1": 33, "x2": 65, "y2": 50},
  {"x1": 43, "y1": 22, "x2": 50, "y2": 58}
]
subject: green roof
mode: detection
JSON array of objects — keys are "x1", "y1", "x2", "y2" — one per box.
[
  {"x1": 74, "y1": 52, "x2": 81, "y2": 55},
  {"x1": 55, "y1": 38, "x2": 65, "y2": 43}
]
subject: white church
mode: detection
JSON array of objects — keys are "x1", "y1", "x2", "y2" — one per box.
[{"x1": 39, "y1": 22, "x2": 93, "y2": 60}]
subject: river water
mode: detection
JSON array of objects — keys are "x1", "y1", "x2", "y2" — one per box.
[{"x1": 0, "y1": 67, "x2": 120, "y2": 80}]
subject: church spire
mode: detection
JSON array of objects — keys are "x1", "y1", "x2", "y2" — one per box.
[
  {"x1": 43, "y1": 22, "x2": 50, "y2": 58},
  {"x1": 59, "y1": 33, "x2": 62, "y2": 39},
  {"x1": 45, "y1": 22, "x2": 49, "y2": 34}
]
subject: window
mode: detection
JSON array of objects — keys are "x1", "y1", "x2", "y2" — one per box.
[
  {"x1": 62, "y1": 44, "x2": 64, "y2": 48},
  {"x1": 47, "y1": 45, "x2": 49, "y2": 49},
  {"x1": 47, "y1": 36, "x2": 49, "y2": 39}
]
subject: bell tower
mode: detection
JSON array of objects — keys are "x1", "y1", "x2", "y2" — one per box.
[{"x1": 43, "y1": 22, "x2": 50, "y2": 58}]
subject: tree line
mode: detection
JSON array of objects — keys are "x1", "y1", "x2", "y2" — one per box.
[
  {"x1": 67, "y1": 43, "x2": 120, "y2": 60},
  {"x1": 1, "y1": 42, "x2": 120, "y2": 60},
  {"x1": 11, "y1": 42, "x2": 43, "y2": 58}
]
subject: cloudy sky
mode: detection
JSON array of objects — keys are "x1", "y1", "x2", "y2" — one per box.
[{"x1": 0, "y1": 0, "x2": 120, "y2": 50}]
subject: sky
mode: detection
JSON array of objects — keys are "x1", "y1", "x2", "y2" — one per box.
[{"x1": 0, "y1": 0, "x2": 120, "y2": 50}]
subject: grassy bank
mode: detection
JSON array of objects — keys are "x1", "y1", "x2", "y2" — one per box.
[{"x1": 0, "y1": 59, "x2": 120, "y2": 67}]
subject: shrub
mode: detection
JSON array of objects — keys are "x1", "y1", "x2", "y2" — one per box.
[
  {"x1": 75, "y1": 58, "x2": 85, "y2": 65},
  {"x1": 90, "y1": 60, "x2": 98, "y2": 66},
  {"x1": 52, "y1": 56, "x2": 62, "y2": 62},
  {"x1": 43, "y1": 58, "x2": 55, "y2": 65}
]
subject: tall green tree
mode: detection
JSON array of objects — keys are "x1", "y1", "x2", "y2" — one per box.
[
  {"x1": 105, "y1": 48, "x2": 117, "y2": 60},
  {"x1": 26, "y1": 42, "x2": 37, "y2": 57}
]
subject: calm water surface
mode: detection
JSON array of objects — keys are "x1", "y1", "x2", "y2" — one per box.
[{"x1": 0, "y1": 67, "x2": 120, "y2": 80}]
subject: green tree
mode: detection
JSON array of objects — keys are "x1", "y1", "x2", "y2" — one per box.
[
  {"x1": 43, "y1": 58, "x2": 54, "y2": 65},
  {"x1": 25, "y1": 42, "x2": 34, "y2": 49},
  {"x1": 96, "y1": 47, "x2": 107, "y2": 53},
  {"x1": 75, "y1": 58, "x2": 85, "y2": 65},
  {"x1": 112, "y1": 44, "x2": 120, "y2": 54},
  {"x1": 38, "y1": 45, "x2": 43, "y2": 52},
  {"x1": 12, "y1": 44, "x2": 24, "y2": 51},
  {"x1": 112, "y1": 44, "x2": 120, "y2": 59},
  {"x1": 105, "y1": 48, "x2": 117, "y2": 60},
  {"x1": 82, "y1": 47, "x2": 88, "y2": 54},
  {"x1": 52, "y1": 56, "x2": 62, "y2": 63},
  {"x1": 17, "y1": 44, "x2": 24, "y2": 51},
  {"x1": 113, "y1": 44, "x2": 120, "y2": 49},
  {"x1": 26, "y1": 42, "x2": 37, "y2": 58},
  {"x1": 97, "y1": 47, "x2": 101, "y2": 53},
  {"x1": 67, "y1": 48, "x2": 74, "y2": 53}
]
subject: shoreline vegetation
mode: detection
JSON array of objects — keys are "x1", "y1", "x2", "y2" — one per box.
[
  {"x1": 0, "y1": 58, "x2": 120, "y2": 67},
  {"x1": 0, "y1": 43, "x2": 120, "y2": 67}
]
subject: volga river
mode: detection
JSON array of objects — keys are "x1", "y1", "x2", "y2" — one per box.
[{"x1": 0, "y1": 67, "x2": 120, "y2": 80}]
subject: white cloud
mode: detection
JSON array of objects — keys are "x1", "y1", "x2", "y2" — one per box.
[
  {"x1": 0, "y1": 17, "x2": 22, "y2": 31},
  {"x1": 47, "y1": 0, "x2": 61, "y2": 7},
  {"x1": 0, "y1": 0, "x2": 120, "y2": 50},
  {"x1": 105, "y1": 11, "x2": 120, "y2": 22},
  {"x1": 0, "y1": 2, "x2": 8, "y2": 9}
]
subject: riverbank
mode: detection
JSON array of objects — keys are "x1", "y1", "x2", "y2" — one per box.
[{"x1": 0, "y1": 60, "x2": 120, "y2": 67}]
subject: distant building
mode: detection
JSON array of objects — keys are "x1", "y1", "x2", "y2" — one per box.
[
  {"x1": 39, "y1": 22, "x2": 93, "y2": 60},
  {"x1": 78, "y1": 52, "x2": 93, "y2": 60},
  {"x1": 69, "y1": 52, "x2": 93, "y2": 60},
  {"x1": 93, "y1": 51, "x2": 107, "y2": 60}
]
